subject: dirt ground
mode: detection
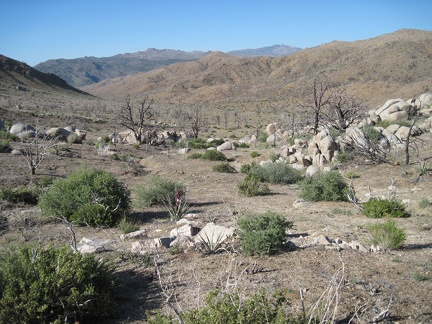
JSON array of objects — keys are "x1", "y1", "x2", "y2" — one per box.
[{"x1": 1, "y1": 125, "x2": 432, "y2": 323}]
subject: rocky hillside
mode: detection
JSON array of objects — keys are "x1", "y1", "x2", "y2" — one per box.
[
  {"x1": 0, "y1": 55, "x2": 90, "y2": 96},
  {"x1": 227, "y1": 44, "x2": 301, "y2": 57},
  {"x1": 82, "y1": 29, "x2": 432, "y2": 108}
]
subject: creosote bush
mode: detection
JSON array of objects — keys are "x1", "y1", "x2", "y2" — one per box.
[
  {"x1": 39, "y1": 167, "x2": 130, "y2": 226},
  {"x1": 299, "y1": 171, "x2": 348, "y2": 202},
  {"x1": 212, "y1": 162, "x2": 236, "y2": 173},
  {"x1": 367, "y1": 219, "x2": 406, "y2": 249},
  {"x1": 0, "y1": 245, "x2": 117, "y2": 323},
  {"x1": 134, "y1": 175, "x2": 185, "y2": 208},
  {"x1": 148, "y1": 288, "x2": 309, "y2": 324},
  {"x1": 237, "y1": 174, "x2": 270, "y2": 197},
  {"x1": 201, "y1": 149, "x2": 226, "y2": 161},
  {"x1": 251, "y1": 161, "x2": 302, "y2": 185},
  {"x1": 237, "y1": 211, "x2": 293, "y2": 256},
  {"x1": 362, "y1": 198, "x2": 409, "y2": 218}
]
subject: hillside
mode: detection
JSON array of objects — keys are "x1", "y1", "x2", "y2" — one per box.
[
  {"x1": 82, "y1": 29, "x2": 432, "y2": 108},
  {"x1": 0, "y1": 55, "x2": 89, "y2": 96}
]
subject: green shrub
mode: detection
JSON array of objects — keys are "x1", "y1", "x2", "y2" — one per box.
[
  {"x1": 118, "y1": 216, "x2": 140, "y2": 234},
  {"x1": 336, "y1": 151, "x2": 353, "y2": 163},
  {"x1": 212, "y1": 163, "x2": 236, "y2": 173},
  {"x1": 360, "y1": 125, "x2": 383, "y2": 143},
  {"x1": 237, "y1": 174, "x2": 270, "y2": 197},
  {"x1": 419, "y1": 198, "x2": 431, "y2": 209},
  {"x1": 235, "y1": 142, "x2": 250, "y2": 148},
  {"x1": 250, "y1": 151, "x2": 261, "y2": 158},
  {"x1": 299, "y1": 171, "x2": 348, "y2": 202},
  {"x1": 38, "y1": 167, "x2": 130, "y2": 227},
  {"x1": 0, "y1": 139, "x2": 11, "y2": 153},
  {"x1": 187, "y1": 152, "x2": 203, "y2": 159},
  {"x1": 134, "y1": 175, "x2": 185, "y2": 208},
  {"x1": 257, "y1": 131, "x2": 268, "y2": 142},
  {"x1": 148, "y1": 288, "x2": 305, "y2": 324},
  {"x1": 0, "y1": 185, "x2": 40, "y2": 205},
  {"x1": 0, "y1": 130, "x2": 17, "y2": 141},
  {"x1": 201, "y1": 149, "x2": 226, "y2": 161},
  {"x1": 362, "y1": 198, "x2": 409, "y2": 218},
  {"x1": 237, "y1": 211, "x2": 293, "y2": 256},
  {"x1": 344, "y1": 171, "x2": 360, "y2": 179},
  {"x1": 0, "y1": 245, "x2": 117, "y2": 323},
  {"x1": 367, "y1": 219, "x2": 406, "y2": 249},
  {"x1": 252, "y1": 162, "x2": 302, "y2": 185},
  {"x1": 240, "y1": 162, "x2": 257, "y2": 174}
]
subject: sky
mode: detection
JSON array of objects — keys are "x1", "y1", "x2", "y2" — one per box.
[{"x1": 1, "y1": 0, "x2": 431, "y2": 66}]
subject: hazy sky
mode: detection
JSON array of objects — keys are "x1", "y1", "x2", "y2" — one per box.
[{"x1": 1, "y1": 0, "x2": 431, "y2": 66}]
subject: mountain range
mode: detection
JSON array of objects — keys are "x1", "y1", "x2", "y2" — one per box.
[
  {"x1": 34, "y1": 45, "x2": 301, "y2": 88},
  {"x1": 81, "y1": 29, "x2": 432, "y2": 107}
]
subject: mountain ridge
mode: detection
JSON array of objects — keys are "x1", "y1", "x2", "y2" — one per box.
[{"x1": 33, "y1": 45, "x2": 302, "y2": 88}]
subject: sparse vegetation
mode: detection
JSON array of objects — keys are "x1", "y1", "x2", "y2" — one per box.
[
  {"x1": 0, "y1": 245, "x2": 117, "y2": 323},
  {"x1": 250, "y1": 161, "x2": 302, "y2": 185},
  {"x1": 118, "y1": 216, "x2": 140, "y2": 234},
  {"x1": 39, "y1": 167, "x2": 130, "y2": 226},
  {"x1": 299, "y1": 171, "x2": 348, "y2": 202},
  {"x1": 367, "y1": 219, "x2": 406, "y2": 249},
  {"x1": 362, "y1": 198, "x2": 409, "y2": 219},
  {"x1": 201, "y1": 149, "x2": 226, "y2": 161},
  {"x1": 212, "y1": 162, "x2": 236, "y2": 173},
  {"x1": 0, "y1": 185, "x2": 40, "y2": 205},
  {"x1": 134, "y1": 175, "x2": 186, "y2": 208},
  {"x1": 237, "y1": 211, "x2": 293, "y2": 256},
  {"x1": 250, "y1": 151, "x2": 261, "y2": 158},
  {"x1": 237, "y1": 174, "x2": 270, "y2": 197}
]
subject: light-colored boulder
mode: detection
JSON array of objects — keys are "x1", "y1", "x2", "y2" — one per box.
[
  {"x1": 217, "y1": 141, "x2": 236, "y2": 151},
  {"x1": 416, "y1": 93, "x2": 432, "y2": 110},
  {"x1": 120, "y1": 229, "x2": 147, "y2": 241},
  {"x1": 170, "y1": 224, "x2": 194, "y2": 238},
  {"x1": 131, "y1": 238, "x2": 172, "y2": 254},
  {"x1": 305, "y1": 165, "x2": 319, "y2": 177},
  {"x1": 194, "y1": 223, "x2": 234, "y2": 245},
  {"x1": 178, "y1": 148, "x2": 191, "y2": 154},
  {"x1": 265, "y1": 123, "x2": 278, "y2": 135},
  {"x1": 10, "y1": 123, "x2": 36, "y2": 135}
]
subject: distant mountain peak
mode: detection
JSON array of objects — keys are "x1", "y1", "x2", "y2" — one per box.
[{"x1": 228, "y1": 44, "x2": 302, "y2": 57}]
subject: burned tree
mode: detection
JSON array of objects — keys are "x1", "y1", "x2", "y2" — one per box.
[
  {"x1": 324, "y1": 87, "x2": 362, "y2": 131},
  {"x1": 185, "y1": 105, "x2": 205, "y2": 139},
  {"x1": 119, "y1": 95, "x2": 155, "y2": 143}
]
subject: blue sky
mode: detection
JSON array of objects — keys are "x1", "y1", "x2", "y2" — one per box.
[{"x1": 1, "y1": 0, "x2": 431, "y2": 66}]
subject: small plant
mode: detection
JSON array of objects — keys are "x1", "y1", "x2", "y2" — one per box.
[
  {"x1": 329, "y1": 208, "x2": 353, "y2": 217},
  {"x1": 362, "y1": 198, "x2": 409, "y2": 218},
  {"x1": 118, "y1": 216, "x2": 140, "y2": 234},
  {"x1": 201, "y1": 149, "x2": 226, "y2": 161},
  {"x1": 39, "y1": 167, "x2": 130, "y2": 227},
  {"x1": 212, "y1": 163, "x2": 236, "y2": 173},
  {"x1": 237, "y1": 174, "x2": 270, "y2": 197},
  {"x1": 237, "y1": 211, "x2": 293, "y2": 256},
  {"x1": 252, "y1": 162, "x2": 302, "y2": 185},
  {"x1": 344, "y1": 171, "x2": 359, "y2": 179},
  {"x1": 131, "y1": 143, "x2": 140, "y2": 149},
  {"x1": 361, "y1": 125, "x2": 383, "y2": 143},
  {"x1": 188, "y1": 152, "x2": 203, "y2": 159},
  {"x1": 412, "y1": 272, "x2": 431, "y2": 282},
  {"x1": 0, "y1": 139, "x2": 11, "y2": 153},
  {"x1": 235, "y1": 142, "x2": 249, "y2": 148},
  {"x1": 134, "y1": 175, "x2": 186, "y2": 208},
  {"x1": 299, "y1": 171, "x2": 348, "y2": 202},
  {"x1": 269, "y1": 152, "x2": 280, "y2": 162},
  {"x1": 162, "y1": 192, "x2": 190, "y2": 222},
  {"x1": 0, "y1": 245, "x2": 117, "y2": 323},
  {"x1": 367, "y1": 219, "x2": 406, "y2": 249},
  {"x1": 169, "y1": 245, "x2": 184, "y2": 255},
  {"x1": 197, "y1": 231, "x2": 225, "y2": 254},
  {"x1": 336, "y1": 151, "x2": 353, "y2": 163},
  {"x1": 240, "y1": 162, "x2": 257, "y2": 174},
  {"x1": 419, "y1": 198, "x2": 431, "y2": 209},
  {"x1": 0, "y1": 185, "x2": 40, "y2": 205},
  {"x1": 418, "y1": 161, "x2": 429, "y2": 176},
  {"x1": 250, "y1": 151, "x2": 261, "y2": 158}
]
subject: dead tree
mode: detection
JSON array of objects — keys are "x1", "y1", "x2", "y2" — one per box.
[
  {"x1": 301, "y1": 78, "x2": 332, "y2": 134},
  {"x1": 324, "y1": 87, "x2": 362, "y2": 131},
  {"x1": 119, "y1": 95, "x2": 155, "y2": 143},
  {"x1": 20, "y1": 131, "x2": 59, "y2": 175},
  {"x1": 404, "y1": 114, "x2": 420, "y2": 165},
  {"x1": 185, "y1": 105, "x2": 205, "y2": 139}
]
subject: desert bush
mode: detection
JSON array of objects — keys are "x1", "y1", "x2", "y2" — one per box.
[
  {"x1": 235, "y1": 142, "x2": 249, "y2": 148},
  {"x1": 187, "y1": 152, "x2": 203, "y2": 159},
  {"x1": 237, "y1": 211, "x2": 293, "y2": 256},
  {"x1": 212, "y1": 162, "x2": 236, "y2": 173},
  {"x1": 367, "y1": 219, "x2": 406, "y2": 249},
  {"x1": 250, "y1": 151, "x2": 261, "y2": 158},
  {"x1": 360, "y1": 125, "x2": 383, "y2": 143},
  {"x1": 240, "y1": 161, "x2": 257, "y2": 174},
  {"x1": 0, "y1": 139, "x2": 11, "y2": 153},
  {"x1": 344, "y1": 171, "x2": 359, "y2": 179},
  {"x1": 134, "y1": 175, "x2": 185, "y2": 208},
  {"x1": 419, "y1": 198, "x2": 431, "y2": 209},
  {"x1": 0, "y1": 185, "x2": 40, "y2": 205},
  {"x1": 201, "y1": 149, "x2": 226, "y2": 161},
  {"x1": 252, "y1": 162, "x2": 302, "y2": 185},
  {"x1": 257, "y1": 131, "x2": 268, "y2": 142},
  {"x1": 39, "y1": 167, "x2": 130, "y2": 227},
  {"x1": 237, "y1": 174, "x2": 270, "y2": 197},
  {"x1": 299, "y1": 171, "x2": 348, "y2": 202},
  {"x1": 118, "y1": 216, "x2": 140, "y2": 234},
  {"x1": 148, "y1": 288, "x2": 306, "y2": 324},
  {"x1": 0, "y1": 130, "x2": 17, "y2": 141},
  {"x1": 336, "y1": 151, "x2": 353, "y2": 163},
  {"x1": 0, "y1": 245, "x2": 117, "y2": 323},
  {"x1": 362, "y1": 198, "x2": 409, "y2": 218}
]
